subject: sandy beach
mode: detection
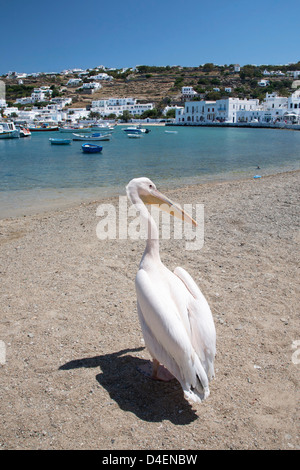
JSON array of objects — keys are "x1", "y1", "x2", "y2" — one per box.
[{"x1": 0, "y1": 170, "x2": 299, "y2": 450}]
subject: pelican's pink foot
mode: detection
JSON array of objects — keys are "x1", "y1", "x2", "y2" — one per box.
[{"x1": 137, "y1": 360, "x2": 174, "y2": 382}]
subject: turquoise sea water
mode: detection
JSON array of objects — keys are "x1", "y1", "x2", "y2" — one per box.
[{"x1": 0, "y1": 125, "x2": 299, "y2": 217}]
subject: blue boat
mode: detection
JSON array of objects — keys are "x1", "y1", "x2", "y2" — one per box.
[{"x1": 81, "y1": 144, "x2": 103, "y2": 153}]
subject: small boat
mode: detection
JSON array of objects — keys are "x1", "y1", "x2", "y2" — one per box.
[
  {"x1": 123, "y1": 125, "x2": 150, "y2": 134},
  {"x1": 18, "y1": 126, "x2": 31, "y2": 137},
  {"x1": 49, "y1": 138, "x2": 71, "y2": 145},
  {"x1": 59, "y1": 127, "x2": 83, "y2": 133},
  {"x1": 29, "y1": 124, "x2": 59, "y2": 131},
  {"x1": 127, "y1": 133, "x2": 142, "y2": 138},
  {"x1": 82, "y1": 144, "x2": 103, "y2": 153},
  {"x1": 165, "y1": 130, "x2": 178, "y2": 134},
  {"x1": 72, "y1": 133, "x2": 111, "y2": 141},
  {"x1": 0, "y1": 122, "x2": 20, "y2": 139}
]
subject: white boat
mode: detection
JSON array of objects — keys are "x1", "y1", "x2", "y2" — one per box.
[
  {"x1": 127, "y1": 133, "x2": 142, "y2": 138},
  {"x1": 0, "y1": 122, "x2": 20, "y2": 139},
  {"x1": 59, "y1": 126, "x2": 84, "y2": 133},
  {"x1": 17, "y1": 126, "x2": 31, "y2": 137},
  {"x1": 123, "y1": 125, "x2": 149, "y2": 134},
  {"x1": 60, "y1": 125, "x2": 114, "y2": 133},
  {"x1": 72, "y1": 132, "x2": 112, "y2": 141}
]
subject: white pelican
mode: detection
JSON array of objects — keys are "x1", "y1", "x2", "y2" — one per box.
[{"x1": 126, "y1": 177, "x2": 216, "y2": 404}]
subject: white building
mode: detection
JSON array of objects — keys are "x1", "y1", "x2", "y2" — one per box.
[
  {"x1": 163, "y1": 105, "x2": 183, "y2": 116},
  {"x1": 15, "y1": 97, "x2": 33, "y2": 105},
  {"x1": 175, "y1": 91, "x2": 300, "y2": 125},
  {"x1": 15, "y1": 87, "x2": 53, "y2": 105},
  {"x1": 81, "y1": 82, "x2": 101, "y2": 91},
  {"x1": 87, "y1": 73, "x2": 113, "y2": 81},
  {"x1": 31, "y1": 87, "x2": 52, "y2": 102},
  {"x1": 67, "y1": 78, "x2": 82, "y2": 86},
  {"x1": 51, "y1": 97, "x2": 72, "y2": 108},
  {"x1": 176, "y1": 97, "x2": 259, "y2": 124},
  {"x1": 66, "y1": 107, "x2": 90, "y2": 121},
  {"x1": 181, "y1": 86, "x2": 197, "y2": 99},
  {"x1": 262, "y1": 92, "x2": 287, "y2": 112},
  {"x1": 287, "y1": 71, "x2": 300, "y2": 79},
  {"x1": 258, "y1": 79, "x2": 270, "y2": 87},
  {"x1": 91, "y1": 97, "x2": 153, "y2": 117},
  {"x1": 285, "y1": 89, "x2": 300, "y2": 122},
  {"x1": 176, "y1": 101, "x2": 217, "y2": 123}
]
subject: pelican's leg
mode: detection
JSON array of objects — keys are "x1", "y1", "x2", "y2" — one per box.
[
  {"x1": 151, "y1": 359, "x2": 160, "y2": 379},
  {"x1": 137, "y1": 359, "x2": 174, "y2": 382}
]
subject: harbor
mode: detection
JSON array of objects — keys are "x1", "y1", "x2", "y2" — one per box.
[{"x1": 1, "y1": 123, "x2": 300, "y2": 218}]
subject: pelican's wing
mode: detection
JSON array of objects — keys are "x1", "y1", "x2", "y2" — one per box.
[
  {"x1": 174, "y1": 267, "x2": 216, "y2": 380},
  {"x1": 135, "y1": 268, "x2": 210, "y2": 403}
]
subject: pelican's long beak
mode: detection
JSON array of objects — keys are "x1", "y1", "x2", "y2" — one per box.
[{"x1": 141, "y1": 188, "x2": 197, "y2": 226}]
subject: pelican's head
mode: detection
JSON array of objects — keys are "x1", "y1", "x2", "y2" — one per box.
[{"x1": 126, "y1": 177, "x2": 197, "y2": 226}]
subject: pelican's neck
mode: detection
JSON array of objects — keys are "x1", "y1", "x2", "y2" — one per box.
[{"x1": 131, "y1": 196, "x2": 160, "y2": 263}]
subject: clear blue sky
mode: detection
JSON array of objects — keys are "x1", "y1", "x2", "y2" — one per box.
[{"x1": 1, "y1": 0, "x2": 300, "y2": 75}]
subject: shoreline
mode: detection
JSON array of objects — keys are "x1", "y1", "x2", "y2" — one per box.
[
  {"x1": 1, "y1": 168, "x2": 299, "y2": 221},
  {"x1": 168, "y1": 121, "x2": 300, "y2": 131},
  {"x1": 0, "y1": 169, "x2": 299, "y2": 449}
]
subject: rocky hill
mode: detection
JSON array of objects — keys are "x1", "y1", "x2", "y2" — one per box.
[{"x1": 3, "y1": 62, "x2": 300, "y2": 112}]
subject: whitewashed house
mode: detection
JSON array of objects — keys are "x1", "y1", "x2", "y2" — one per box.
[
  {"x1": 176, "y1": 101, "x2": 217, "y2": 123},
  {"x1": 175, "y1": 91, "x2": 300, "y2": 125},
  {"x1": 67, "y1": 78, "x2": 82, "y2": 87},
  {"x1": 163, "y1": 105, "x2": 183, "y2": 116},
  {"x1": 31, "y1": 87, "x2": 52, "y2": 102},
  {"x1": 51, "y1": 97, "x2": 72, "y2": 108},
  {"x1": 218, "y1": 98, "x2": 259, "y2": 122},
  {"x1": 81, "y1": 82, "x2": 101, "y2": 91},
  {"x1": 258, "y1": 79, "x2": 270, "y2": 87},
  {"x1": 285, "y1": 89, "x2": 300, "y2": 122},
  {"x1": 91, "y1": 97, "x2": 153, "y2": 117},
  {"x1": 87, "y1": 73, "x2": 113, "y2": 81},
  {"x1": 15, "y1": 97, "x2": 33, "y2": 105},
  {"x1": 287, "y1": 71, "x2": 300, "y2": 79},
  {"x1": 66, "y1": 107, "x2": 90, "y2": 121},
  {"x1": 262, "y1": 92, "x2": 288, "y2": 111},
  {"x1": 181, "y1": 86, "x2": 197, "y2": 99},
  {"x1": 175, "y1": 97, "x2": 259, "y2": 124}
]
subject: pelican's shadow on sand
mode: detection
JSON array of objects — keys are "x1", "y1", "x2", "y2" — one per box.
[{"x1": 59, "y1": 347, "x2": 198, "y2": 424}]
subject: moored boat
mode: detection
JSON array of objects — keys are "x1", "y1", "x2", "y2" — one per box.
[
  {"x1": 123, "y1": 125, "x2": 148, "y2": 134},
  {"x1": 49, "y1": 138, "x2": 71, "y2": 145},
  {"x1": 73, "y1": 132, "x2": 111, "y2": 141},
  {"x1": 59, "y1": 127, "x2": 83, "y2": 133},
  {"x1": 60, "y1": 124, "x2": 114, "y2": 133},
  {"x1": 18, "y1": 126, "x2": 31, "y2": 137},
  {"x1": 0, "y1": 122, "x2": 20, "y2": 139},
  {"x1": 81, "y1": 144, "x2": 102, "y2": 153},
  {"x1": 127, "y1": 133, "x2": 142, "y2": 138},
  {"x1": 29, "y1": 124, "x2": 59, "y2": 131}
]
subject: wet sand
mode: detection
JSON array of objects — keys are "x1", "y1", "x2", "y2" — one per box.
[{"x1": 0, "y1": 170, "x2": 299, "y2": 450}]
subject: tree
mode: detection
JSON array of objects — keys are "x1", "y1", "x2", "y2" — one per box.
[
  {"x1": 89, "y1": 111, "x2": 101, "y2": 119},
  {"x1": 166, "y1": 109, "x2": 176, "y2": 119},
  {"x1": 202, "y1": 63, "x2": 214, "y2": 73},
  {"x1": 120, "y1": 110, "x2": 132, "y2": 122}
]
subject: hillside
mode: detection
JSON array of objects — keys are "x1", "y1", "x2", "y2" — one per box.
[{"x1": 3, "y1": 62, "x2": 300, "y2": 112}]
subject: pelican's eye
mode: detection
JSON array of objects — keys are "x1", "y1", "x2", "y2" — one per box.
[{"x1": 149, "y1": 184, "x2": 153, "y2": 189}]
